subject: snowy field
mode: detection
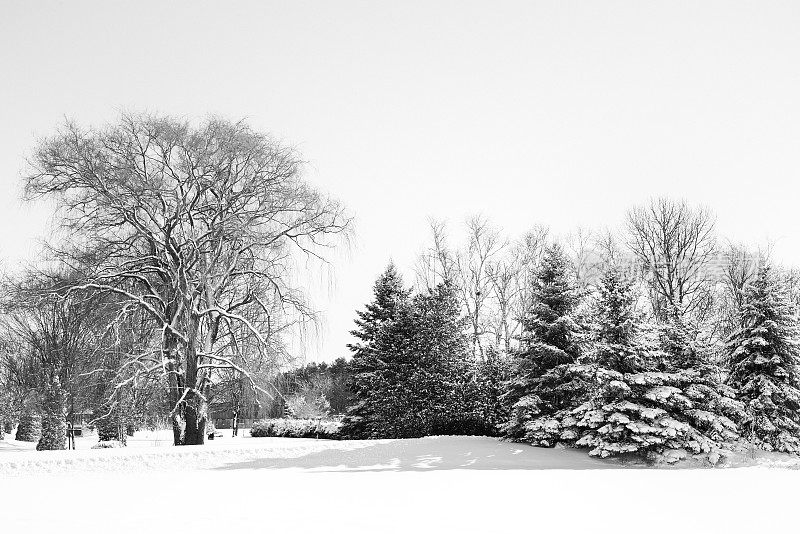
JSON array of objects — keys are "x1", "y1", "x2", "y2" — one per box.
[{"x1": 2, "y1": 431, "x2": 799, "y2": 533}]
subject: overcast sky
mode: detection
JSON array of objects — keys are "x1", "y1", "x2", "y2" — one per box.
[{"x1": 1, "y1": 0, "x2": 799, "y2": 362}]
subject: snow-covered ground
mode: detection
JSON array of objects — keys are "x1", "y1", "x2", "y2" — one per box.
[{"x1": 1, "y1": 431, "x2": 799, "y2": 533}]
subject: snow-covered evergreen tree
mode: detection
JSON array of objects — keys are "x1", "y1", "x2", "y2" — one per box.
[
  {"x1": 501, "y1": 244, "x2": 590, "y2": 445},
  {"x1": 15, "y1": 402, "x2": 41, "y2": 442},
  {"x1": 37, "y1": 377, "x2": 67, "y2": 450},
  {"x1": 569, "y1": 268, "x2": 743, "y2": 463},
  {"x1": 410, "y1": 281, "x2": 476, "y2": 435},
  {"x1": 342, "y1": 264, "x2": 479, "y2": 438},
  {"x1": 341, "y1": 263, "x2": 411, "y2": 438},
  {"x1": 725, "y1": 264, "x2": 800, "y2": 453},
  {"x1": 472, "y1": 346, "x2": 510, "y2": 435},
  {"x1": 94, "y1": 400, "x2": 127, "y2": 445}
]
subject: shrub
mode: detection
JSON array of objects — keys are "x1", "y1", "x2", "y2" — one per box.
[
  {"x1": 250, "y1": 418, "x2": 341, "y2": 439},
  {"x1": 92, "y1": 440, "x2": 124, "y2": 449}
]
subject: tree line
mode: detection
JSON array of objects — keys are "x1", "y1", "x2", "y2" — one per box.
[
  {"x1": 341, "y1": 200, "x2": 800, "y2": 462},
  {"x1": 1, "y1": 112, "x2": 798, "y2": 464}
]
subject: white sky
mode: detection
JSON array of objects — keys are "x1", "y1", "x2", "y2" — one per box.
[{"x1": 1, "y1": 0, "x2": 799, "y2": 362}]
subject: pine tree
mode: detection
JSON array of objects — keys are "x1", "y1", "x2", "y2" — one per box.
[
  {"x1": 410, "y1": 281, "x2": 475, "y2": 435},
  {"x1": 341, "y1": 263, "x2": 412, "y2": 438},
  {"x1": 570, "y1": 268, "x2": 743, "y2": 463},
  {"x1": 501, "y1": 244, "x2": 590, "y2": 445},
  {"x1": 473, "y1": 347, "x2": 510, "y2": 435},
  {"x1": 350, "y1": 262, "x2": 410, "y2": 348},
  {"x1": 342, "y1": 266, "x2": 477, "y2": 438},
  {"x1": 725, "y1": 264, "x2": 800, "y2": 453}
]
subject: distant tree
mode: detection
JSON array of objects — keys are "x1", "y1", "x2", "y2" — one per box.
[
  {"x1": 1, "y1": 271, "x2": 101, "y2": 450},
  {"x1": 725, "y1": 264, "x2": 800, "y2": 453},
  {"x1": 626, "y1": 198, "x2": 716, "y2": 322}
]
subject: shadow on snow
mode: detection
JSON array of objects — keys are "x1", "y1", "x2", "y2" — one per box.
[{"x1": 214, "y1": 436, "x2": 623, "y2": 472}]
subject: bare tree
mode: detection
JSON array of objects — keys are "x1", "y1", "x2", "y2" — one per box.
[
  {"x1": 24, "y1": 113, "x2": 351, "y2": 445},
  {"x1": 626, "y1": 198, "x2": 717, "y2": 322},
  {"x1": 456, "y1": 216, "x2": 506, "y2": 358},
  {"x1": 565, "y1": 226, "x2": 601, "y2": 290},
  {"x1": 416, "y1": 217, "x2": 508, "y2": 358},
  {"x1": 0, "y1": 270, "x2": 104, "y2": 449},
  {"x1": 714, "y1": 243, "x2": 763, "y2": 336},
  {"x1": 415, "y1": 219, "x2": 458, "y2": 292},
  {"x1": 509, "y1": 225, "x2": 550, "y2": 336},
  {"x1": 485, "y1": 259, "x2": 520, "y2": 355}
]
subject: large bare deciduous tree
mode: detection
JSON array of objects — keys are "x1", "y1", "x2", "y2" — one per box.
[{"x1": 24, "y1": 113, "x2": 351, "y2": 445}]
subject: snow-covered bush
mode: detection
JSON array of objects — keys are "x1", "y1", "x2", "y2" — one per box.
[
  {"x1": 91, "y1": 440, "x2": 124, "y2": 449},
  {"x1": 285, "y1": 390, "x2": 331, "y2": 419},
  {"x1": 250, "y1": 418, "x2": 342, "y2": 439}
]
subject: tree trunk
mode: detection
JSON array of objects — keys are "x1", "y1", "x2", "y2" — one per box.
[
  {"x1": 163, "y1": 336, "x2": 185, "y2": 446},
  {"x1": 182, "y1": 389, "x2": 206, "y2": 445}
]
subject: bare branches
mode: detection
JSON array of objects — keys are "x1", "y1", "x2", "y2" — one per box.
[
  {"x1": 22, "y1": 112, "x2": 352, "y2": 444},
  {"x1": 626, "y1": 198, "x2": 717, "y2": 322}
]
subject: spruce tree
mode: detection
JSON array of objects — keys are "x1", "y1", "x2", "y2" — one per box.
[
  {"x1": 410, "y1": 281, "x2": 475, "y2": 435},
  {"x1": 571, "y1": 268, "x2": 743, "y2": 463},
  {"x1": 341, "y1": 263, "x2": 411, "y2": 438},
  {"x1": 725, "y1": 264, "x2": 800, "y2": 453},
  {"x1": 501, "y1": 244, "x2": 589, "y2": 445},
  {"x1": 473, "y1": 347, "x2": 510, "y2": 436},
  {"x1": 342, "y1": 266, "x2": 477, "y2": 439}
]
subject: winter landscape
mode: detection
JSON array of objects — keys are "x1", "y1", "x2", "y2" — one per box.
[{"x1": 2, "y1": 1, "x2": 800, "y2": 532}]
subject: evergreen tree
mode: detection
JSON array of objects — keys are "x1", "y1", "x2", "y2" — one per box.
[
  {"x1": 94, "y1": 401, "x2": 127, "y2": 445},
  {"x1": 37, "y1": 377, "x2": 67, "y2": 450},
  {"x1": 725, "y1": 264, "x2": 800, "y2": 453},
  {"x1": 341, "y1": 263, "x2": 412, "y2": 438},
  {"x1": 571, "y1": 268, "x2": 742, "y2": 463},
  {"x1": 410, "y1": 281, "x2": 475, "y2": 436},
  {"x1": 15, "y1": 401, "x2": 41, "y2": 442},
  {"x1": 501, "y1": 244, "x2": 590, "y2": 445},
  {"x1": 473, "y1": 347, "x2": 510, "y2": 435},
  {"x1": 350, "y1": 262, "x2": 410, "y2": 348},
  {"x1": 342, "y1": 266, "x2": 477, "y2": 438}
]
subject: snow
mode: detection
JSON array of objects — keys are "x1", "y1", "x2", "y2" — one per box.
[{"x1": 1, "y1": 431, "x2": 799, "y2": 533}]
